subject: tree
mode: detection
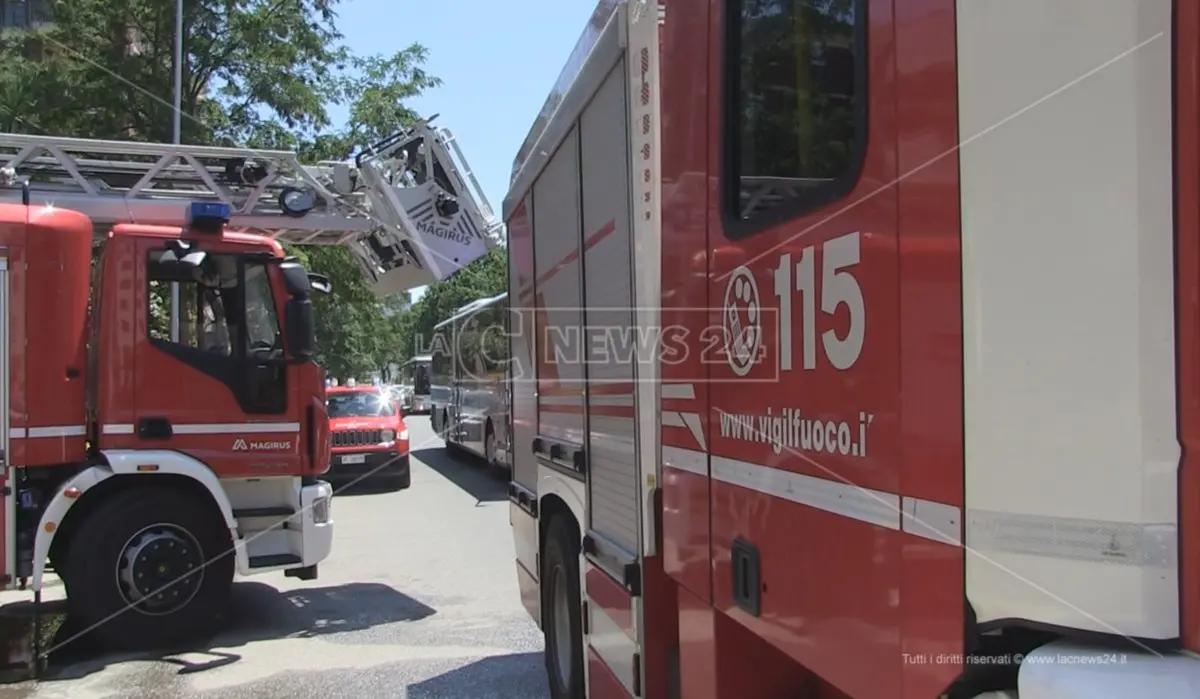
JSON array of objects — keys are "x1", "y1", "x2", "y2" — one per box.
[
  {"x1": 284, "y1": 246, "x2": 411, "y2": 380},
  {"x1": 402, "y1": 246, "x2": 508, "y2": 361},
  {"x1": 0, "y1": 0, "x2": 437, "y2": 378}
]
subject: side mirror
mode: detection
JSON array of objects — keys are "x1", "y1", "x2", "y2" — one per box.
[
  {"x1": 279, "y1": 261, "x2": 332, "y2": 296},
  {"x1": 285, "y1": 297, "x2": 316, "y2": 361},
  {"x1": 308, "y1": 273, "x2": 333, "y2": 295}
]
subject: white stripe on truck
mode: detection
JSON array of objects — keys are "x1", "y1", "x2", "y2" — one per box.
[
  {"x1": 662, "y1": 445, "x2": 962, "y2": 546},
  {"x1": 9, "y1": 425, "x2": 87, "y2": 439},
  {"x1": 101, "y1": 422, "x2": 300, "y2": 435}
]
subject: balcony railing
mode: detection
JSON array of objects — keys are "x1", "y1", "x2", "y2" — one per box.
[{"x1": 1, "y1": 0, "x2": 53, "y2": 30}]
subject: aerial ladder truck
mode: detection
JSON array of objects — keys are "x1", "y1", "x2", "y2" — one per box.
[{"x1": 0, "y1": 118, "x2": 499, "y2": 655}]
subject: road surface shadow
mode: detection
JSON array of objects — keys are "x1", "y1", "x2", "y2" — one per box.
[
  {"x1": 408, "y1": 652, "x2": 549, "y2": 698},
  {"x1": 412, "y1": 446, "x2": 508, "y2": 504},
  {"x1": 41, "y1": 581, "x2": 435, "y2": 681}
]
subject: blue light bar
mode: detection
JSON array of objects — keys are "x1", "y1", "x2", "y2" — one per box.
[{"x1": 187, "y1": 201, "x2": 231, "y2": 225}]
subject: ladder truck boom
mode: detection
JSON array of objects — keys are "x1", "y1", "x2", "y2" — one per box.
[{"x1": 0, "y1": 117, "x2": 501, "y2": 295}]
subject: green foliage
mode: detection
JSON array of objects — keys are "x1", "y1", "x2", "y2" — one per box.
[
  {"x1": 283, "y1": 246, "x2": 411, "y2": 381},
  {"x1": 0, "y1": 0, "x2": 436, "y2": 380},
  {"x1": 401, "y1": 246, "x2": 508, "y2": 361}
]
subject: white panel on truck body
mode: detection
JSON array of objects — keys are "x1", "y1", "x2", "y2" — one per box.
[
  {"x1": 956, "y1": 0, "x2": 1179, "y2": 638},
  {"x1": 580, "y1": 60, "x2": 639, "y2": 555}
]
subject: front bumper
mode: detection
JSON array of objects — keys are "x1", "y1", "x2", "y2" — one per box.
[
  {"x1": 299, "y1": 479, "x2": 334, "y2": 567},
  {"x1": 327, "y1": 449, "x2": 410, "y2": 479}
]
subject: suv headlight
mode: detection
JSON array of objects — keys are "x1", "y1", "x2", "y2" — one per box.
[
  {"x1": 380, "y1": 428, "x2": 395, "y2": 442},
  {"x1": 398, "y1": 429, "x2": 409, "y2": 441}
]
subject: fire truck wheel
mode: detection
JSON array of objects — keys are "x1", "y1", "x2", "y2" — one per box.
[
  {"x1": 542, "y1": 516, "x2": 585, "y2": 699},
  {"x1": 63, "y1": 486, "x2": 235, "y2": 651}
]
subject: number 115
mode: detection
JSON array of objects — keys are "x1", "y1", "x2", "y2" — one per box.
[{"x1": 773, "y1": 231, "x2": 865, "y2": 372}]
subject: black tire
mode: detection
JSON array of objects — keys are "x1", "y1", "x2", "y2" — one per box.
[
  {"x1": 542, "y1": 516, "x2": 585, "y2": 699},
  {"x1": 483, "y1": 420, "x2": 498, "y2": 471},
  {"x1": 443, "y1": 412, "x2": 462, "y2": 455},
  {"x1": 385, "y1": 455, "x2": 412, "y2": 490},
  {"x1": 63, "y1": 486, "x2": 235, "y2": 651}
]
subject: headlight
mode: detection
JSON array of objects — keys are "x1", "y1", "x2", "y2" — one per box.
[
  {"x1": 398, "y1": 429, "x2": 409, "y2": 441},
  {"x1": 311, "y1": 495, "x2": 331, "y2": 524},
  {"x1": 380, "y1": 428, "x2": 395, "y2": 442}
]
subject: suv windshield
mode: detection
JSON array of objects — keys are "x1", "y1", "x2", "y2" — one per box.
[{"x1": 327, "y1": 391, "x2": 397, "y2": 418}]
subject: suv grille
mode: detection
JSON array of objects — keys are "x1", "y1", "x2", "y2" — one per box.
[{"x1": 332, "y1": 429, "x2": 384, "y2": 447}]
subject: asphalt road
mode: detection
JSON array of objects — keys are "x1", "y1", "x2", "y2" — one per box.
[{"x1": 0, "y1": 417, "x2": 549, "y2": 699}]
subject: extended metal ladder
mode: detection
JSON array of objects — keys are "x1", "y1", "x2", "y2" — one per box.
[{"x1": 0, "y1": 117, "x2": 503, "y2": 294}]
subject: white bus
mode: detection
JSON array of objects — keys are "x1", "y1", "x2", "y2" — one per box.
[
  {"x1": 397, "y1": 354, "x2": 432, "y2": 414},
  {"x1": 430, "y1": 292, "x2": 511, "y2": 469}
]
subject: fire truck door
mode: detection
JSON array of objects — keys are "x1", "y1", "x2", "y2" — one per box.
[
  {"x1": 0, "y1": 257, "x2": 12, "y2": 586},
  {"x1": 135, "y1": 239, "x2": 300, "y2": 473}
]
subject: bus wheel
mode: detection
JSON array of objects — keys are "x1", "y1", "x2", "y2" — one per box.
[
  {"x1": 542, "y1": 515, "x2": 584, "y2": 699},
  {"x1": 484, "y1": 420, "x2": 497, "y2": 468}
]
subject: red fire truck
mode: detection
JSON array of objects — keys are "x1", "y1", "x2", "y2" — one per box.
[
  {"x1": 0, "y1": 120, "x2": 499, "y2": 651},
  {"x1": 506, "y1": 1, "x2": 1200, "y2": 698}
]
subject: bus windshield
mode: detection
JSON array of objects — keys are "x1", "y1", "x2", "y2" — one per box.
[
  {"x1": 327, "y1": 391, "x2": 397, "y2": 418},
  {"x1": 413, "y1": 363, "x2": 431, "y2": 394}
]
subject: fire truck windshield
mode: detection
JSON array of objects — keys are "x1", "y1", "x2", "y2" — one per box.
[
  {"x1": 327, "y1": 390, "x2": 398, "y2": 418},
  {"x1": 243, "y1": 263, "x2": 281, "y2": 354}
]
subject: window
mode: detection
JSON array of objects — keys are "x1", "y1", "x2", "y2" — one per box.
[
  {"x1": 724, "y1": 0, "x2": 866, "y2": 236},
  {"x1": 144, "y1": 249, "x2": 288, "y2": 414},
  {"x1": 327, "y1": 391, "x2": 397, "y2": 418},
  {"x1": 147, "y1": 278, "x2": 233, "y2": 355},
  {"x1": 147, "y1": 252, "x2": 282, "y2": 359},
  {"x1": 460, "y1": 303, "x2": 508, "y2": 378},
  {"x1": 242, "y1": 262, "x2": 282, "y2": 355},
  {"x1": 432, "y1": 344, "x2": 451, "y2": 388}
]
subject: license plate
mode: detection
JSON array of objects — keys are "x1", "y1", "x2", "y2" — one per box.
[{"x1": 341, "y1": 454, "x2": 366, "y2": 465}]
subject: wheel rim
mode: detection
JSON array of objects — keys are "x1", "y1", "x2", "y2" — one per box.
[
  {"x1": 115, "y1": 523, "x2": 205, "y2": 616},
  {"x1": 551, "y1": 566, "x2": 573, "y2": 688}
]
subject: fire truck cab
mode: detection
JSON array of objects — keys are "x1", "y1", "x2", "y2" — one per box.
[
  {"x1": 0, "y1": 113, "x2": 500, "y2": 654},
  {"x1": 0, "y1": 200, "x2": 333, "y2": 651},
  {"x1": 507, "y1": 0, "x2": 1200, "y2": 698}
]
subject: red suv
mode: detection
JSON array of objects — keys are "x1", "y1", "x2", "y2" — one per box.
[{"x1": 326, "y1": 384, "x2": 411, "y2": 489}]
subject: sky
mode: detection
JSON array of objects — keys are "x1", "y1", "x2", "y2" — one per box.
[{"x1": 327, "y1": 0, "x2": 599, "y2": 302}]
